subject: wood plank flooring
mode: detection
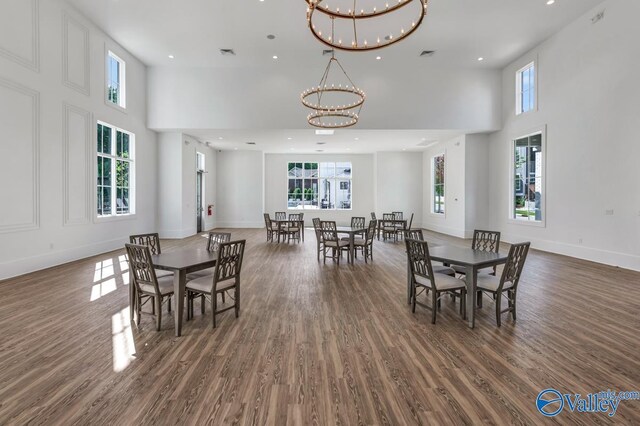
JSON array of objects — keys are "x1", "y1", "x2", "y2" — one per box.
[{"x1": 0, "y1": 229, "x2": 638, "y2": 425}]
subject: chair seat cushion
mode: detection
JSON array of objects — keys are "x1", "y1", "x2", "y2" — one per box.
[
  {"x1": 155, "y1": 269, "x2": 173, "y2": 278},
  {"x1": 139, "y1": 275, "x2": 174, "y2": 296},
  {"x1": 285, "y1": 227, "x2": 300, "y2": 232},
  {"x1": 451, "y1": 264, "x2": 494, "y2": 275},
  {"x1": 186, "y1": 275, "x2": 235, "y2": 293},
  {"x1": 476, "y1": 274, "x2": 513, "y2": 292},
  {"x1": 415, "y1": 274, "x2": 466, "y2": 291},
  {"x1": 382, "y1": 226, "x2": 396, "y2": 231},
  {"x1": 341, "y1": 236, "x2": 365, "y2": 241},
  {"x1": 187, "y1": 267, "x2": 215, "y2": 280},
  {"x1": 325, "y1": 240, "x2": 349, "y2": 248},
  {"x1": 432, "y1": 265, "x2": 456, "y2": 276}
]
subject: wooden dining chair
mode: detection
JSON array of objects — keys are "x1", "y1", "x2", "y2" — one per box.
[
  {"x1": 275, "y1": 211, "x2": 286, "y2": 221},
  {"x1": 312, "y1": 218, "x2": 324, "y2": 261},
  {"x1": 403, "y1": 229, "x2": 455, "y2": 277},
  {"x1": 263, "y1": 213, "x2": 277, "y2": 242},
  {"x1": 129, "y1": 233, "x2": 172, "y2": 278},
  {"x1": 405, "y1": 238, "x2": 466, "y2": 324},
  {"x1": 186, "y1": 240, "x2": 246, "y2": 328},
  {"x1": 452, "y1": 230, "x2": 502, "y2": 277},
  {"x1": 125, "y1": 243, "x2": 175, "y2": 331},
  {"x1": 320, "y1": 221, "x2": 349, "y2": 264},
  {"x1": 382, "y1": 213, "x2": 397, "y2": 242},
  {"x1": 282, "y1": 216, "x2": 301, "y2": 243},
  {"x1": 395, "y1": 213, "x2": 413, "y2": 241},
  {"x1": 476, "y1": 242, "x2": 530, "y2": 326},
  {"x1": 353, "y1": 220, "x2": 376, "y2": 263},
  {"x1": 370, "y1": 212, "x2": 379, "y2": 239},
  {"x1": 342, "y1": 217, "x2": 366, "y2": 242},
  {"x1": 188, "y1": 231, "x2": 232, "y2": 278}
]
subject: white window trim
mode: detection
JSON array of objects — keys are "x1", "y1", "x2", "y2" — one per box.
[
  {"x1": 515, "y1": 61, "x2": 537, "y2": 116},
  {"x1": 286, "y1": 161, "x2": 353, "y2": 211},
  {"x1": 94, "y1": 120, "x2": 136, "y2": 223},
  {"x1": 105, "y1": 46, "x2": 127, "y2": 112},
  {"x1": 508, "y1": 125, "x2": 546, "y2": 228},
  {"x1": 430, "y1": 152, "x2": 446, "y2": 217}
]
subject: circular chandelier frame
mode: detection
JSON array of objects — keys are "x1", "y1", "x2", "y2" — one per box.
[
  {"x1": 307, "y1": 109, "x2": 359, "y2": 128},
  {"x1": 306, "y1": 0, "x2": 429, "y2": 52}
]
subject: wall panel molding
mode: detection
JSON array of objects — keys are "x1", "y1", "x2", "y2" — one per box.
[
  {"x1": 62, "y1": 12, "x2": 90, "y2": 96},
  {"x1": 62, "y1": 103, "x2": 92, "y2": 226},
  {"x1": 0, "y1": 0, "x2": 40, "y2": 72},
  {"x1": 0, "y1": 77, "x2": 40, "y2": 233}
]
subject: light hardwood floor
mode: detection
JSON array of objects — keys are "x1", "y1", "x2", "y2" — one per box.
[{"x1": 0, "y1": 229, "x2": 638, "y2": 425}]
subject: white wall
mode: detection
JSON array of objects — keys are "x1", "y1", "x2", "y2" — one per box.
[
  {"x1": 422, "y1": 135, "x2": 468, "y2": 238},
  {"x1": 158, "y1": 132, "x2": 218, "y2": 238},
  {"x1": 0, "y1": 0, "x2": 157, "y2": 280},
  {"x1": 264, "y1": 153, "x2": 375, "y2": 227},
  {"x1": 488, "y1": 0, "x2": 640, "y2": 271},
  {"x1": 147, "y1": 65, "x2": 501, "y2": 132},
  {"x1": 375, "y1": 152, "x2": 423, "y2": 228},
  {"x1": 216, "y1": 150, "x2": 264, "y2": 228},
  {"x1": 465, "y1": 134, "x2": 491, "y2": 234}
]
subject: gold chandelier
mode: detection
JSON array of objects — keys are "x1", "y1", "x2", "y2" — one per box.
[
  {"x1": 301, "y1": 54, "x2": 365, "y2": 128},
  {"x1": 306, "y1": 0, "x2": 429, "y2": 52}
]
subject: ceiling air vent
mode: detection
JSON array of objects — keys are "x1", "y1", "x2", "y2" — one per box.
[
  {"x1": 419, "y1": 50, "x2": 436, "y2": 57},
  {"x1": 246, "y1": 142, "x2": 256, "y2": 145},
  {"x1": 220, "y1": 49, "x2": 236, "y2": 56},
  {"x1": 322, "y1": 49, "x2": 334, "y2": 56}
]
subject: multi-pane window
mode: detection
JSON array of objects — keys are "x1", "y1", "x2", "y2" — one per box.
[
  {"x1": 107, "y1": 51, "x2": 126, "y2": 108},
  {"x1": 432, "y1": 154, "x2": 445, "y2": 214},
  {"x1": 513, "y1": 133, "x2": 543, "y2": 222},
  {"x1": 516, "y1": 62, "x2": 535, "y2": 115},
  {"x1": 287, "y1": 162, "x2": 352, "y2": 210},
  {"x1": 97, "y1": 122, "x2": 134, "y2": 217}
]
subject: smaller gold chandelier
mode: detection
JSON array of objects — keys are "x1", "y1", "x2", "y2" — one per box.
[{"x1": 301, "y1": 55, "x2": 365, "y2": 128}]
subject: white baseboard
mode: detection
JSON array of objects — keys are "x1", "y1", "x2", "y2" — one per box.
[
  {"x1": 214, "y1": 221, "x2": 263, "y2": 229},
  {"x1": 501, "y1": 232, "x2": 640, "y2": 272},
  {"x1": 0, "y1": 237, "x2": 127, "y2": 281},
  {"x1": 423, "y1": 223, "x2": 467, "y2": 239}
]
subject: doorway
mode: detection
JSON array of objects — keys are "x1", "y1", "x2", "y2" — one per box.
[{"x1": 196, "y1": 152, "x2": 205, "y2": 233}]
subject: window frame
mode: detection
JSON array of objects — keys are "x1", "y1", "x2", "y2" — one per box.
[
  {"x1": 515, "y1": 61, "x2": 536, "y2": 116},
  {"x1": 286, "y1": 161, "x2": 353, "y2": 211},
  {"x1": 431, "y1": 153, "x2": 446, "y2": 216},
  {"x1": 105, "y1": 49, "x2": 126, "y2": 111},
  {"x1": 508, "y1": 126, "x2": 546, "y2": 227},
  {"x1": 95, "y1": 120, "x2": 136, "y2": 222}
]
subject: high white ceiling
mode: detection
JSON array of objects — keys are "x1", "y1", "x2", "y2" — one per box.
[{"x1": 65, "y1": 0, "x2": 604, "y2": 152}]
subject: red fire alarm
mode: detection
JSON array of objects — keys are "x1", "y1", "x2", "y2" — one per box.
[{"x1": 207, "y1": 205, "x2": 213, "y2": 216}]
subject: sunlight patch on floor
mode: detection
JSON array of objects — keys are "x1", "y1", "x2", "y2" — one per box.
[
  {"x1": 112, "y1": 306, "x2": 136, "y2": 372},
  {"x1": 90, "y1": 278, "x2": 117, "y2": 301},
  {"x1": 94, "y1": 259, "x2": 114, "y2": 283}
]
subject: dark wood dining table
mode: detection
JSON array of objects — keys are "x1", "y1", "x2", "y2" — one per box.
[
  {"x1": 335, "y1": 226, "x2": 367, "y2": 263},
  {"x1": 408, "y1": 246, "x2": 509, "y2": 328},
  {"x1": 140, "y1": 247, "x2": 218, "y2": 336}
]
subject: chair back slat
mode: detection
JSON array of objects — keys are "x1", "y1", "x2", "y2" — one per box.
[
  {"x1": 472, "y1": 230, "x2": 501, "y2": 253},
  {"x1": 320, "y1": 221, "x2": 339, "y2": 242},
  {"x1": 125, "y1": 243, "x2": 160, "y2": 295},
  {"x1": 370, "y1": 212, "x2": 377, "y2": 221},
  {"x1": 351, "y1": 217, "x2": 366, "y2": 229},
  {"x1": 263, "y1": 213, "x2": 272, "y2": 229},
  {"x1": 275, "y1": 212, "x2": 286, "y2": 221},
  {"x1": 129, "y1": 233, "x2": 161, "y2": 255},
  {"x1": 312, "y1": 217, "x2": 322, "y2": 241},
  {"x1": 289, "y1": 213, "x2": 302, "y2": 221},
  {"x1": 207, "y1": 232, "x2": 231, "y2": 252},
  {"x1": 393, "y1": 211, "x2": 403, "y2": 220},
  {"x1": 404, "y1": 229, "x2": 423, "y2": 240},
  {"x1": 214, "y1": 240, "x2": 246, "y2": 283},
  {"x1": 405, "y1": 238, "x2": 435, "y2": 287},
  {"x1": 407, "y1": 213, "x2": 414, "y2": 231},
  {"x1": 499, "y1": 242, "x2": 531, "y2": 290},
  {"x1": 365, "y1": 220, "x2": 376, "y2": 244}
]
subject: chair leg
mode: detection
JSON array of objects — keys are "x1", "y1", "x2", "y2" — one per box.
[
  {"x1": 212, "y1": 291, "x2": 218, "y2": 328},
  {"x1": 495, "y1": 293, "x2": 502, "y2": 327},
  {"x1": 155, "y1": 296, "x2": 162, "y2": 331},
  {"x1": 477, "y1": 291, "x2": 483, "y2": 308},
  {"x1": 431, "y1": 291, "x2": 438, "y2": 324},
  {"x1": 168, "y1": 297, "x2": 171, "y2": 313},
  {"x1": 235, "y1": 280, "x2": 240, "y2": 318},
  {"x1": 136, "y1": 295, "x2": 142, "y2": 326},
  {"x1": 201, "y1": 295, "x2": 205, "y2": 314},
  {"x1": 461, "y1": 290, "x2": 467, "y2": 320},
  {"x1": 510, "y1": 290, "x2": 517, "y2": 321},
  {"x1": 222, "y1": 291, "x2": 226, "y2": 304},
  {"x1": 411, "y1": 283, "x2": 417, "y2": 314}
]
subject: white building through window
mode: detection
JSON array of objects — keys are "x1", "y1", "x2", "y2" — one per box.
[
  {"x1": 516, "y1": 62, "x2": 535, "y2": 115},
  {"x1": 512, "y1": 132, "x2": 543, "y2": 222},
  {"x1": 432, "y1": 154, "x2": 445, "y2": 214},
  {"x1": 97, "y1": 122, "x2": 135, "y2": 217},
  {"x1": 107, "y1": 51, "x2": 126, "y2": 108},
  {"x1": 287, "y1": 162, "x2": 352, "y2": 210}
]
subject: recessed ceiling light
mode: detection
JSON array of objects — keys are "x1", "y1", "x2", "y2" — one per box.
[
  {"x1": 402, "y1": 148, "x2": 407, "y2": 151},
  {"x1": 272, "y1": 55, "x2": 278, "y2": 59},
  {"x1": 376, "y1": 56, "x2": 382, "y2": 60},
  {"x1": 346, "y1": 148, "x2": 351, "y2": 151},
  {"x1": 478, "y1": 57, "x2": 484, "y2": 61},
  {"x1": 287, "y1": 137, "x2": 292, "y2": 140},
  {"x1": 218, "y1": 137, "x2": 223, "y2": 140},
  {"x1": 315, "y1": 129, "x2": 334, "y2": 135},
  {"x1": 290, "y1": 147, "x2": 294, "y2": 151},
  {"x1": 168, "y1": 54, "x2": 174, "y2": 59},
  {"x1": 354, "y1": 137, "x2": 359, "y2": 140},
  {"x1": 234, "y1": 147, "x2": 238, "y2": 150},
  {"x1": 546, "y1": 0, "x2": 555, "y2": 4}
]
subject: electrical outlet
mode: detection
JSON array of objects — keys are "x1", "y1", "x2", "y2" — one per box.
[{"x1": 605, "y1": 209, "x2": 614, "y2": 216}]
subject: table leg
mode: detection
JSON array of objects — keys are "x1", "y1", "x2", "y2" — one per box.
[
  {"x1": 465, "y1": 265, "x2": 477, "y2": 328},
  {"x1": 277, "y1": 222, "x2": 281, "y2": 243},
  {"x1": 174, "y1": 269, "x2": 186, "y2": 336}
]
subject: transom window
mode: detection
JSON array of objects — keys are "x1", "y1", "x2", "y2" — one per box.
[
  {"x1": 287, "y1": 162, "x2": 352, "y2": 210},
  {"x1": 432, "y1": 154, "x2": 445, "y2": 214},
  {"x1": 97, "y1": 122, "x2": 135, "y2": 217},
  {"x1": 107, "y1": 51, "x2": 126, "y2": 108},
  {"x1": 516, "y1": 62, "x2": 535, "y2": 115},
  {"x1": 512, "y1": 132, "x2": 543, "y2": 222}
]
